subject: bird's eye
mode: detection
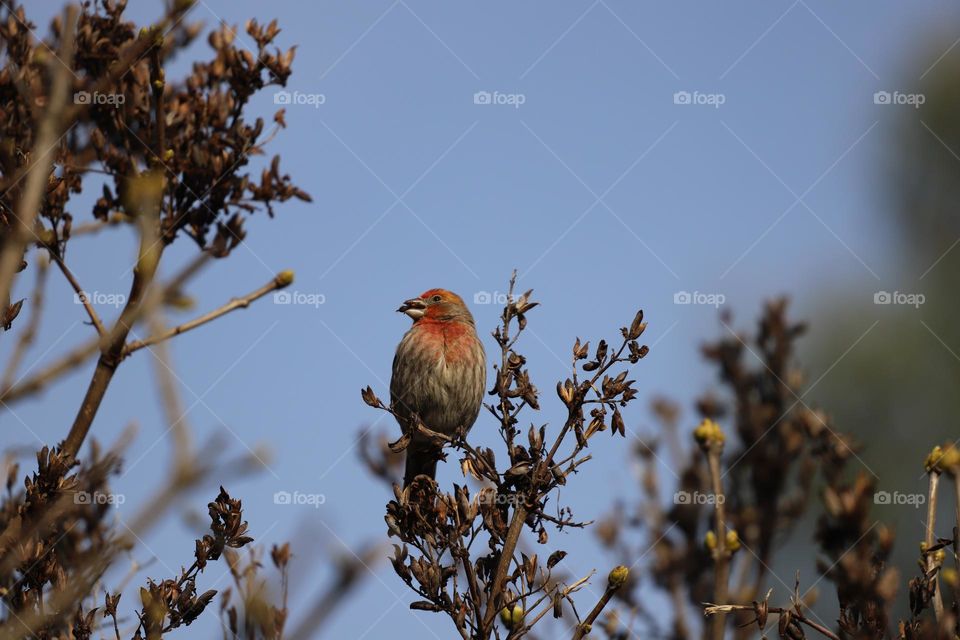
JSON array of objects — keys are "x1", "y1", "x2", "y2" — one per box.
[{"x1": 431, "y1": 295, "x2": 442, "y2": 303}]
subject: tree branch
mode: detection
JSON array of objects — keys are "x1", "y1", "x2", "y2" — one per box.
[
  {"x1": 703, "y1": 603, "x2": 840, "y2": 640},
  {"x1": 925, "y1": 468, "x2": 944, "y2": 623},
  {"x1": 571, "y1": 566, "x2": 628, "y2": 640},
  {"x1": 63, "y1": 197, "x2": 163, "y2": 457},
  {"x1": 707, "y1": 442, "x2": 730, "y2": 640},
  {"x1": 480, "y1": 503, "x2": 528, "y2": 635},
  {"x1": 48, "y1": 250, "x2": 106, "y2": 336},
  {"x1": 122, "y1": 270, "x2": 293, "y2": 357},
  {"x1": 1, "y1": 252, "x2": 48, "y2": 389},
  {"x1": 0, "y1": 251, "x2": 213, "y2": 404}
]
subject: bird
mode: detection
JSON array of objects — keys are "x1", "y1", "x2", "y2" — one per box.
[{"x1": 390, "y1": 288, "x2": 486, "y2": 487}]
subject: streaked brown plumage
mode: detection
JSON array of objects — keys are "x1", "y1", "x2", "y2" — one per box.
[{"x1": 390, "y1": 289, "x2": 486, "y2": 487}]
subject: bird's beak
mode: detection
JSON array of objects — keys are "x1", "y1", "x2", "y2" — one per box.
[{"x1": 397, "y1": 297, "x2": 427, "y2": 319}]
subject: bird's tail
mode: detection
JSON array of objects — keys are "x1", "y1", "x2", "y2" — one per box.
[{"x1": 403, "y1": 447, "x2": 438, "y2": 488}]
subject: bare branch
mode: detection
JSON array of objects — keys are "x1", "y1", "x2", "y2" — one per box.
[
  {"x1": 1, "y1": 252, "x2": 48, "y2": 389},
  {"x1": 122, "y1": 270, "x2": 294, "y2": 358},
  {"x1": 571, "y1": 567, "x2": 628, "y2": 640},
  {"x1": 48, "y1": 250, "x2": 106, "y2": 336}
]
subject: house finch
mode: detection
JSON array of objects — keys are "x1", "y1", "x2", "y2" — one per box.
[{"x1": 391, "y1": 289, "x2": 486, "y2": 487}]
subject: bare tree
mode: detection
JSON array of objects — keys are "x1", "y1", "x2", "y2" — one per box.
[{"x1": 0, "y1": 2, "x2": 367, "y2": 637}]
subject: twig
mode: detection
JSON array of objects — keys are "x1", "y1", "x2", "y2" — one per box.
[
  {"x1": 571, "y1": 567, "x2": 628, "y2": 640},
  {"x1": 639, "y1": 437, "x2": 691, "y2": 639},
  {"x1": 703, "y1": 603, "x2": 840, "y2": 640},
  {"x1": 48, "y1": 250, "x2": 106, "y2": 336},
  {"x1": 69, "y1": 214, "x2": 126, "y2": 237},
  {"x1": 141, "y1": 266, "x2": 192, "y2": 461},
  {"x1": 0, "y1": 252, "x2": 213, "y2": 404},
  {"x1": 0, "y1": 253, "x2": 48, "y2": 389},
  {"x1": 954, "y1": 473, "x2": 960, "y2": 582},
  {"x1": 480, "y1": 273, "x2": 531, "y2": 636},
  {"x1": 481, "y1": 503, "x2": 529, "y2": 635},
  {"x1": 516, "y1": 572, "x2": 593, "y2": 636},
  {"x1": 122, "y1": 271, "x2": 293, "y2": 357},
  {"x1": 707, "y1": 441, "x2": 730, "y2": 640},
  {"x1": 162, "y1": 249, "x2": 212, "y2": 298},
  {"x1": 149, "y1": 46, "x2": 167, "y2": 160},
  {"x1": 0, "y1": 335, "x2": 100, "y2": 403},
  {"x1": 63, "y1": 194, "x2": 164, "y2": 458},
  {"x1": 456, "y1": 518, "x2": 484, "y2": 629},
  {"x1": 925, "y1": 468, "x2": 944, "y2": 623}
]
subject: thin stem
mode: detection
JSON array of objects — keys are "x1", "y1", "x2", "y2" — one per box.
[
  {"x1": 142, "y1": 278, "x2": 192, "y2": 465},
  {"x1": 479, "y1": 273, "x2": 527, "y2": 638},
  {"x1": 954, "y1": 474, "x2": 960, "y2": 581},
  {"x1": 0, "y1": 253, "x2": 213, "y2": 404},
  {"x1": 122, "y1": 272, "x2": 292, "y2": 357},
  {"x1": 1, "y1": 253, "x2": 48, "y2": 390},
  {"x1": 708, "y1": 444, "x2": 729, "y2": 640},
  {"x1": 63, "y1": 207, "x2": 163, "y2": 457},
  {"x1": 460, "y1": 547, "x2": 483, "y2": 629},
  {"x1": 571, "y1": 577, "x2": 624, "y2": 640},
  {"x1": 480, "y1": 504, "x2": 529, "y2": 636},
  {"x1": 925, "y1": 469, "x2": 944, "y2": 623},
  {"x1": 69, "y1": 214, "x2": 126, "y2": 237},
  {"x1": 704, "y1": 604, "x2": 839, "y2": 640},
  {"x1": 111, "y1": 612, "x2": 120, "y2": 640},
  {"x1": 514, "y1": 572, "x2": 593, "y2": 638},
  {"x1": 48, "y1": 250, "x2": 106, "y2": 336},
  {"x1": 0, "y1": 336, "x2": 99, "y2": 403}
]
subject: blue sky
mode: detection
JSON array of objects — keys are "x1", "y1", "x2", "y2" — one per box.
[{"x1": 13, "y1": 1, "x2": 960, "y2": 637}]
